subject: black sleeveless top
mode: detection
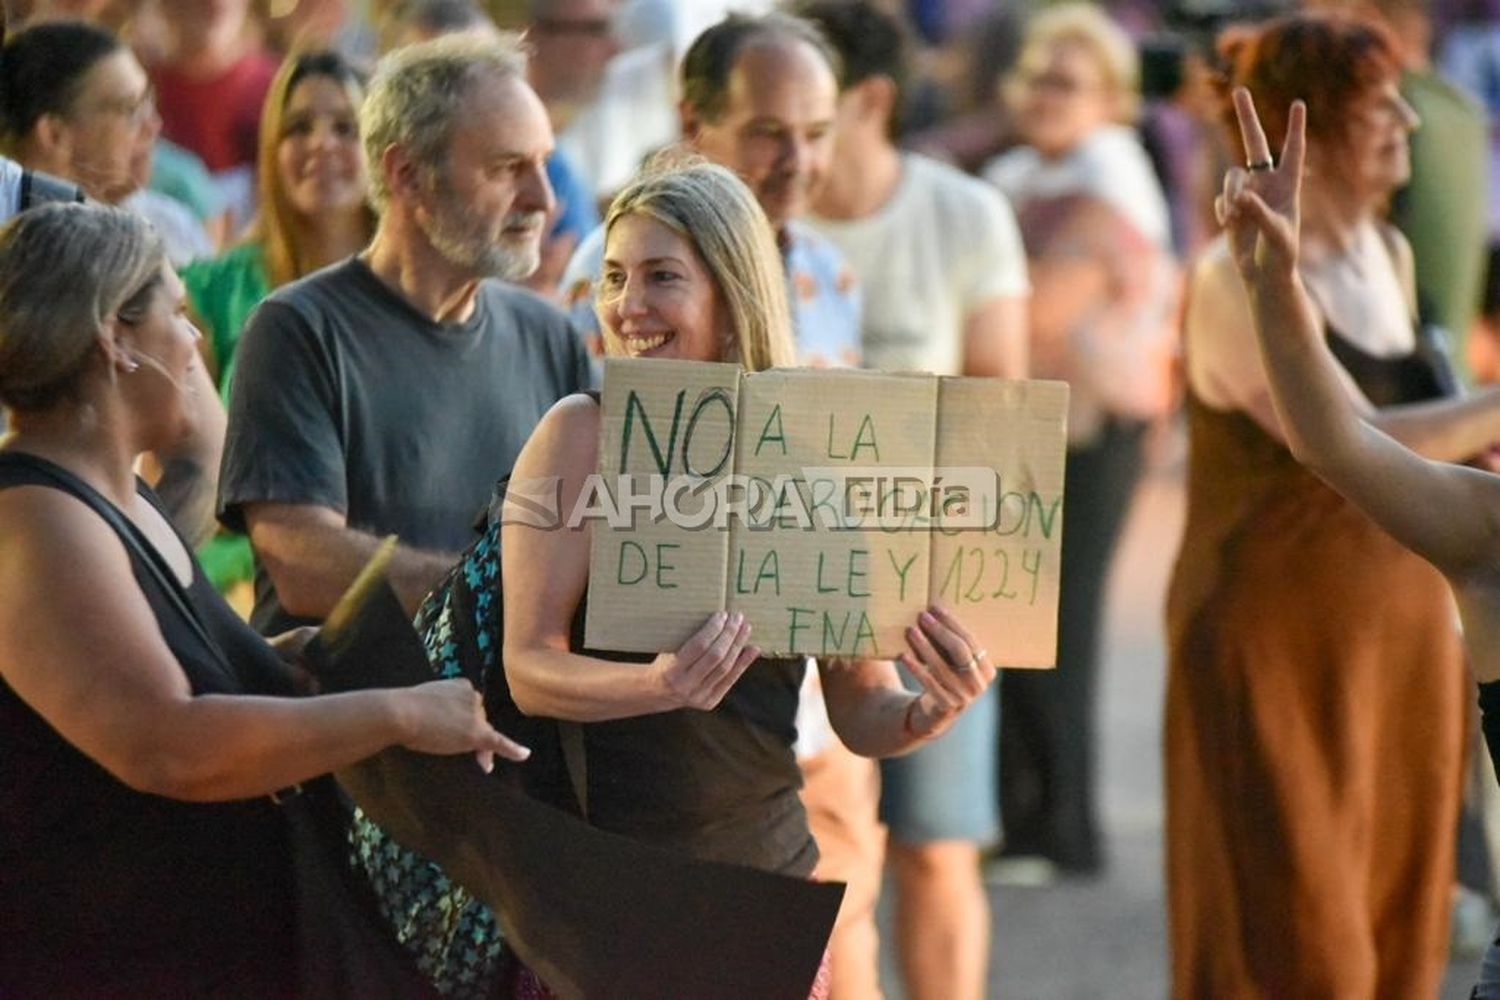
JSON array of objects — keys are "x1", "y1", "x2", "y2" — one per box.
[
  {"x1": 560, "y1": 390, "x2": 814, "y2": 876},
  {"x1": 0, "y1": 453, "x2": 300, "y2": 998},
  {"x1": 569, "y1": 611, "x2": 815, "y2": 877},
  {"x1": 1324, "y1": 321, "x2": 1454, "y2": 407}
]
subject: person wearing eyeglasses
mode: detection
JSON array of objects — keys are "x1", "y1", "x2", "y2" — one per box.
[
  {"x1": 526, "y1": 0, "x2": 620, "y2": 133},
  {"x1": 538, "y1": 0, "x2": 681, "y2": 202},
  {"x1": 0, "y1": 19, "x2": 213, "y2": 267},
  {"x1": 0, "y1": 19, "x2": 224, "y2": 546}
]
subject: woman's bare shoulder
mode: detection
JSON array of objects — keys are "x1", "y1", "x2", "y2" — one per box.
[
  {"x1": 0, "y1": 484, "x2": 137, "y2": 641},
  {"x1": 514, "y1": 391, "x2": 603, "y2": 481},
  {"x1": 0, "y1": 482, "x2": 125, "y2": 563}
]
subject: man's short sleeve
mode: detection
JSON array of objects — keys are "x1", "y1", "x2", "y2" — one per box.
[
  {"x1": 961, "y1": 183, "x2": 1030, "y2": 308},
  {"x1": 217, "y1": 300, "x2": 348, "y2": 532}
]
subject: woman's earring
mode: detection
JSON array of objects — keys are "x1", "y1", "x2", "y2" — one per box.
[{"x1": 121, "y1": 354, "x2": 139, "y2": 374}]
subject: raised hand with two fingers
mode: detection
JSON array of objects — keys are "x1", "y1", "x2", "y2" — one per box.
[{"x1": 1217, "y1": 88, "x2": 1306, "y2": 285}]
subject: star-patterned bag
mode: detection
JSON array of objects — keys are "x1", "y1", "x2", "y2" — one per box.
[{"x1": 345, "y1": 477, "x2": 581, "y2": 1000}]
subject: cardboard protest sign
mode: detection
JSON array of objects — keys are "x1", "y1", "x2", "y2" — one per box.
[
  {"x1": 928, "y1": 377, "x2": 1068, "y2": 668},
  {"x1": 730, "y1": 370, "x2": 937, "y2": 660},
  {"x1": 583, "y1": 359, "x2": 1068, "y2": 668},
  {"x1": 585, "y1": 359, "x2": 737, "y2": 644}
]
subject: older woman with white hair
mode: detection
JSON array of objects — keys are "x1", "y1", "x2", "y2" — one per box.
[{"x1": 981, "y1": 1, "x2": 1178, "y2": 879}]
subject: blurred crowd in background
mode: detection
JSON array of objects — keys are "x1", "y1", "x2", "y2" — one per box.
[{"x1": 12, "y1": 0, "x2": 1500, "y2": 376}]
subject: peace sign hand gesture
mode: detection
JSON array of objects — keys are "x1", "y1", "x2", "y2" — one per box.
[{"x1": 1216, "y1": 88, "x2": 1307, "y2": 286}]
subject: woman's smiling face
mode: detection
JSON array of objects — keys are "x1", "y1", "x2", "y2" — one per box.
[
  {"x1": 276, "y1": 74, "x2": 368, "y2": 220},
  {"x1": 597, "y1": 212, "x2": 730, "y2": 362}
]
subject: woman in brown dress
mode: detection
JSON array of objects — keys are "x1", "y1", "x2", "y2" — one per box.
[
  {"x1": 1224, "y1": 79, "x2": 1500, "y2": 1000},
  {"x1": 1164, "y1": 12, "x2": 1500, "y2": 996}
]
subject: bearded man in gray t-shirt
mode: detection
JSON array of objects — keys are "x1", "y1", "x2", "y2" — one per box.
[{"x1": 218, "y1": 34, "x2": 592, "y2": 636}]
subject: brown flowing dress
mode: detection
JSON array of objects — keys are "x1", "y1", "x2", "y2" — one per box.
[{"x1": 1165, "y1": 329, "x2": 1467, "y2": 998}]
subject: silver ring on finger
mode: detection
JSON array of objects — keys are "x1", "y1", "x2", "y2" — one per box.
[{"x1": 1246, "y1": 158, "x2": 1274, "y2": 172}]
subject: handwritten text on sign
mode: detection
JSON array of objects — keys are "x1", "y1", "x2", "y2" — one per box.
[{"x1": 583, "y1": 360, "x2": 1068, "y2": 667}]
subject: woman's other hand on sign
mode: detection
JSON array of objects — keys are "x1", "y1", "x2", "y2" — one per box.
[
  {"x1": 650, "y1": 611, "x2": 761, "y2": 711},
  {"x1": 898, "y1": 604, "x2": 998, "y2": 742}
]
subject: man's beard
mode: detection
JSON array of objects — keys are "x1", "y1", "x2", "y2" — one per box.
[{"x1": 420, "y1": 184, "x2": 543, "y2": 282}]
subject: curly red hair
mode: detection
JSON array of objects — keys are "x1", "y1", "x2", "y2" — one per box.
[{"x1": 1216, "y1": 11, "x2": 1401, "y2": 155}]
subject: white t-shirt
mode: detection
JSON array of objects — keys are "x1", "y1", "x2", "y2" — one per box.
[
  {"x1": 982, "y1": 125, "x2": 1172, "y2": 251},
  {"x1": 807, "y1": 152, "x2": 1029, "y2": 376}
]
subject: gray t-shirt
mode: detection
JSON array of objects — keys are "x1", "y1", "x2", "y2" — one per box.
[{"x1": 219, "y1": 257, "x2": 594, "y2": 634}]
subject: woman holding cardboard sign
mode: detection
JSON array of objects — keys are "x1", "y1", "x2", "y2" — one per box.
[
  {"x1": 1163, "y1": 12, "x2": 1500, "y2": 995},
  {"x1": 500, "y1": 160, "x2": 997, "y2": 992}
]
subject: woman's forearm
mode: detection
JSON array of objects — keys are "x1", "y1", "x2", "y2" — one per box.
[
  {"x1": 126, "y1": 689, "x2": 412, "y2": 801},
  {"x1": 1371, "y1": 388, "x2": 1500, "y2": 464},
  {"x1": 1247, "y1": 271, "x2": 1385, "y2": 478},
  {"x1": 828, "y1": 687, "x2": 929, "y2": 758},
  {"x1": 821, "y1": 659, "x2": 949, "y2": 758},
  {"x1": 1249, "y1": 270, "x2": 1500, "y2": 466},
  {"x1": 504, "y1": 646, "x2": 672, "y2": 721}
]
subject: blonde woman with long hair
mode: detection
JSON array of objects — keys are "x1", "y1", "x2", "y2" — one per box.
[{"x1": 493, "y1": 159, "x2": 998, "y2": 996}]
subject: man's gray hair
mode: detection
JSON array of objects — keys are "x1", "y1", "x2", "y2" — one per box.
[{"x1": 361, "y1": 31, "x2": 529, "y2": 213}]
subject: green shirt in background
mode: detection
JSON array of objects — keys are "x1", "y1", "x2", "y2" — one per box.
[
  {"x1": 181, "y1": 241, "x2": 271, "y2": 404},
  {"x1": 1392, "y1": 69, "x2": 1490, "y2": 384}
]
